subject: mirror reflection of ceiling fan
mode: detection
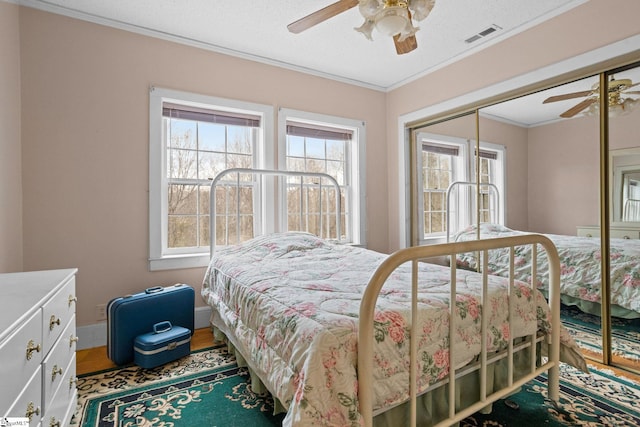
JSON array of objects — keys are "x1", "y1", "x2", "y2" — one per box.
[
  {"x1": 288, "y1": 0, "x2": 436, "y2": 55},
  {"x1": 543, "y1": 75, "x2": 640, "y2": 118}
]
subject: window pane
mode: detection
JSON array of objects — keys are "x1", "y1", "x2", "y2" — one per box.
[
  {"x1": 288, "y1": 136, "x2": 305, "y2": 157},
  {"x1": 168, "y1": 184, "x2": 198, "y2": 215},
  {"x1": 239, "y1": 186, "x2": 254, "y2": 214},
  {"x1": 227, "y1": 153, "x2": 252, "y2": 169},
  {"x1": 199, "y1": 216, "x2": 210, "y2": 247},
  {"x1": 169, "y1": 119, "x2": 197, "y2": 149},
  {"x1": 287, "y1": 187, "x2": 301, "y2": 213},
  {"x1": 168, "y1": 148, "x2": 197, "y2": 179},
  {"x1": 306, "y1": 138, "x2": 325, "y2": 159},
  {"x1": 199, "y1": 186, "x2": 210, "y2": 215},
  {"x1": 198, "y1": 122, "x2": 226, "y2": 152},
  {"x1": 431, "y1": 212, "x2": 444, "y2": 233},
  {"x1": 227, "y1": 126, "x2": 252, "y2": 154},
  {"x1": 168, "y1": 216, "x2": 197, "y2": 247},
  {"x1": 287, "y1": 157, "x2": 305, "y2": 172},
  {"x1": 326, "y1": 140, "x2": 344, "y2": 161},
  {"x1": 306, "y1": 158, "x2": 325, "y2": 173},
  {"x1": 326, "y1": 161, "x2": 344, "y2": 185},
  {"x1": 199, "y1": 151, "x2": 226, "y2": 180}
]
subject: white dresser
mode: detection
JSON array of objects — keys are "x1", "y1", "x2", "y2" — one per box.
[
  {"x1": 576, "y1": 225, "x2": 640, "y2": 240},
  {"x1": 0, "y1": 269, "x2": 78, "y2": 427}
]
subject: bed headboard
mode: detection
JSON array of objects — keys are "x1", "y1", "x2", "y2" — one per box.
[
  {"x1": 623, "y1": 198, "x2": 640, "y2": 222},
  {"x1": 446, "y1": 181, "x2": 500, "y2": 242},
  {"x1": 209, "y1": 168, "x2": 343, "y2": 255}
]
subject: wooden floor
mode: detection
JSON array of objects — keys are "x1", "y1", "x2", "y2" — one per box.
[{"x1": 76, "y1": 327, "x2": 215, "y2": 375}]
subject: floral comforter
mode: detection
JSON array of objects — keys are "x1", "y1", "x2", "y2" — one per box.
[
  {"x1": 202, "y1": 232, "x2": 584, "y2": 427},
  {"x1": 453, "y1": 223, "x2": 640, "y2": 316}
]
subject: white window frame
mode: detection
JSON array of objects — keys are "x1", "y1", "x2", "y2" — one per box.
[
  {"x1": 473, "y1": 141, "x2": 506, "y2": 226},
  {"x1": 278, "y1": 108, "x2": 366, "y2": 246},
  {"x1": 149, "y1": 87, "x2": 274, "y2": 271},
  {"x1": 416, "y1": 132, "x2": 505, "y2": 244}
]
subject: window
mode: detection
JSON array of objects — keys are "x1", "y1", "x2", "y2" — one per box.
[
  {"x1": 279, "y1": 108, "x2": 366, "y2": 245},
  {"x1": 416, "y1": 133, "x2": 504, "y2": 243},
  {"x1": 149, "y1": 87, "x2": 273, "y2": 270},
  {"x1": 476, "y1": 148, "x2": 503, "y2": 224}
]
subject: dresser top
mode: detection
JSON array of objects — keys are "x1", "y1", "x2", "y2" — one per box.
[{"x1": 0, "y1": 268, "x2": 77, "y2": 340}]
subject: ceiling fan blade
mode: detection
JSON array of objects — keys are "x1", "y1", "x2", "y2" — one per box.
[
  {"x1": 559, "y1": 98, "x2": 597, "y2": 118},
  {"x1": 543, "y1": 90, "x2": 593, "y2": 104},
  {"x1": 287, "y1": 0, "x2": 359, "y2": 34},
  {"x1": 394, "y1": 34, "x2": 418, "y2": 55}
]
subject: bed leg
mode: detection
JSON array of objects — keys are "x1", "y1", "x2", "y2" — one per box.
[{"x1": 548, "y1": 364, "x2": 560, "y2": 404}]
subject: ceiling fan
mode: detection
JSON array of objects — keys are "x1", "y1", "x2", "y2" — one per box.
[
  {"x1": 287, "y1": 0, "x2": 436, "y2": 55},
  {"x1": 543, "y1": 75, "x2": 640, "y2": 118}
]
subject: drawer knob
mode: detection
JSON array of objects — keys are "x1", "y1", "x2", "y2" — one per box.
[
  {"x1": 50, "y1": 417, "x2": 61, "y2": 427},
  {"x1": 70, "y1": 335, "x2": 79, "y2": 347},
  {"x1": 26, "y1": 339, "x2": 41, "y2": 360},
  {"x1": 624, "y1": 235, "x2": 630, "y2": 239},
  {"x1": 49, "y1": 315, "x2": 61, "y2": 331},
  {"x1": 68, "y1": 294, "x2": 77, "y2": 306},
  {"x1": 586, "y1": 233, "x2": 593, "y2": 237},
  {"x1": 51, "y1": 365, "x2": 63, "y2": 381},
  {"x1": 69, "y1": 376, "x2": 78, "y2": 389},
  {"x1": 25, "y1": 401, "x2": 40, "y2": 420}
]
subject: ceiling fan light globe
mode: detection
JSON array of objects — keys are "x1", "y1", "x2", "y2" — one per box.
[
  {"x1": 359, "y1": 0, "x2": 383, "y2": 18},
  {"x1": 375, "y1": 6, "x2": 409, "y2": 36},
  {"x1": 354, "y1": 19, "x2": 375, "y2": 40},
  {"x1": 409, "y1": 0, "x2": 435, "y2": 21}
]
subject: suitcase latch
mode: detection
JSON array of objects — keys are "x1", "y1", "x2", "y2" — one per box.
[{"x1": 168, "y1": 342, "x2": 177, "y2": 350}]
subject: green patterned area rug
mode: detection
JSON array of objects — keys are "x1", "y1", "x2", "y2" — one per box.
[
  {"x1": 74, "y1": 342, "x2": 640, "y2": 426},
  {"x1": 73, "y1": 344, "x2": 285, "y2": 427},
  {"x1": 561, "y1": 304, "x2": 640, "y2": 361}
]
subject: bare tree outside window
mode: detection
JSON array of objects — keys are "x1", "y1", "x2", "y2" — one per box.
[
  {"x1": 285, "y1": 130, "x2": 348, "y2": 240},
  {"x1": 165, "y1": 109, "x2": 257, "y2": 250}
]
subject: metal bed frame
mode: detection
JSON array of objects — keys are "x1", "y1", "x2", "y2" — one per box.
[
  {"x1": 209, "y1": 167, "x2": 342, "y2": 254},
  {"x1": 446, "y1": 180, "x2": 500, "y2": 242},
  {"x1": 206, "y1": 168, "x2": 561, "y2": 426},
  {"x1": 359, "y1": 234, "x2": 560, "y2": 426}
]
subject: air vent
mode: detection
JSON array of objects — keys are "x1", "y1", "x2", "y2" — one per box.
[{"x1": 465, "y1": 24, "x2": 502, "y2": 44}]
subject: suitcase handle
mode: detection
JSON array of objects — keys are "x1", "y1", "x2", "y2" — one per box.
[
  {"x1": 145, "y1": 286, "x2": 163, "y2": 294},
  {"x1": 153, "y1": 321, "x2": 173, "y2": 334}
]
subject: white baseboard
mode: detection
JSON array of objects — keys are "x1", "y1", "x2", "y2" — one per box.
[{"x1": 76, "y1": 306, "x2": 212, "y2": 350}]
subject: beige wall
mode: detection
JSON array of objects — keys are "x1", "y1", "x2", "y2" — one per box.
[
  {"x1": 0, "y1": 2, "x2": 23, "y2": 273},
  {"x1": 385, "y1": 0, "x2": 640, "y2": 250},
  {"x1": 527, "y1": 116, "x2": 600, "y2": 235},
  {"x1": 18, "y1": 8, "x2": 386, "y2": 327}
]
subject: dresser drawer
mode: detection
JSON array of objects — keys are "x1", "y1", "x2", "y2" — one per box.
[
  {"x1": 46, "y1": 353, "x2": 77, "y2": 427},
  {"x1": 0, "y1": 309, "x2": 43, "y2": 414},
  {"x1": 610, "y1": 228, "x2": 640, "y2": 240},
  {"x1": 4, "y1": 365, "x2": 42, "y2": 427},
  {"x1": 42, "y1": 276, "x2": 76, "y2": 355},
  {"x1": 43, "y1": 316, "x2": 77, "y2": 411}
]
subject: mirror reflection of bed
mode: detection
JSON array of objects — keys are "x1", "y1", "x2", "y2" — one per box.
[{"x1": 414, "y1": 62, "x2": 640, "y2": 373}]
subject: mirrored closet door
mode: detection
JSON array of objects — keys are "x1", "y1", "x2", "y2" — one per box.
[
  {"x1": 409, "y1": 60, "x2": 640, "y2": 371},
  {"x1": 607, "y1": 62, "x2": 640, "y2": 372}
]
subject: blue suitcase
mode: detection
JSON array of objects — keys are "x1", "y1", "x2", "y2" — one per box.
[
  {"x1": 134, "y1": 321, "x2": 191, "y2": 369},
  {"x1": 107, "y1": 284, "x2": 194, "y2": 365}
]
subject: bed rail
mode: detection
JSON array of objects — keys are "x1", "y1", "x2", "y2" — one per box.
[
  {"x1": 358, "y1": 234, "x2": 561, "y2": 427},
  {"x1": 446, "y1": 181, "x2": 500, "y2": 242},
  {"x1": 209, "y1": 168, "x2": 342, "y2": 255}
]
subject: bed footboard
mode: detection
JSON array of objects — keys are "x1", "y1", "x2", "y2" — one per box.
[{"x1": 358, "y1": 234, "x2": 561, "y2": 427}]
